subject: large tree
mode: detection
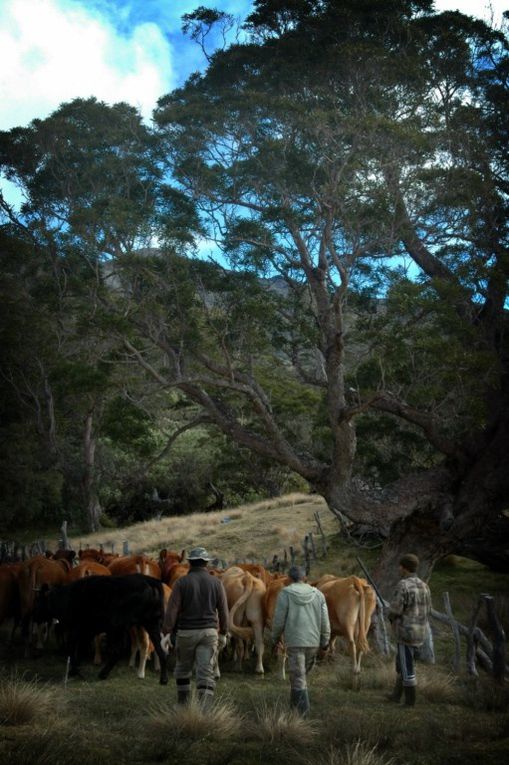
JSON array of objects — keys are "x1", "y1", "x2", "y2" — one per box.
[{"x1": 146, "y1": 0, "x2": 508, "y2": 590}]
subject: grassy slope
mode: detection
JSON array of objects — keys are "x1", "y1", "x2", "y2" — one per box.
[{"x1": 1, "y1": 494, "x2": 508, "y2": 765}]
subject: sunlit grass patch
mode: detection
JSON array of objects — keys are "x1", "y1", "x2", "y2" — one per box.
[
  {"x1": 0, "y1": 674, "x2": 57, "y2": 727},
  {"x1": 315, "y1": 741, "x2": 395, "y2": 765},
  {"x1": 248, "y1": 699, "x2": 318, "y2": 746},
  {"x1": 147, "y1": 693, "x2": 242, "y2": 741}
]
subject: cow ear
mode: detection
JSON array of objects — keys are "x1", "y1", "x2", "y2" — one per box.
[
  {"x1": 180, "y1": 549, "x2": 186, "y2": 562},
  {"x1": 159, "y1": 549, "x2": 167, "y2": 561}
]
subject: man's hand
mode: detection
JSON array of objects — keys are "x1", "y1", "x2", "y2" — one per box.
[
  {"x1": 160, "y1": 634, "x2": 174, "y2": 653},
  {"x1": 318, "y1": 643, "x2": 329, "y2": 660},
  {"x1": 218, "y1": 633, "x2": 228, "y2": 650},
  {"x1": 272, "y1": 640, "x2": 283, "y2": 656}
]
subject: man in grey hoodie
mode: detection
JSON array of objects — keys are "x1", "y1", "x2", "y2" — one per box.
[{"x1": 271, "y1": 565, "x2": 330, "y2": 717}]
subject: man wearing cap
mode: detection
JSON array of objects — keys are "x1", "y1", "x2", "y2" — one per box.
[
  {"x1": 387, "y1": 553, "x2": 432, "y2": 707},
  {"x1": 163, "y1": 546, "x2": 229, "y2": 708},
  {"x1": 271, "y1": 565, "x2": 330, "y2": 717}
]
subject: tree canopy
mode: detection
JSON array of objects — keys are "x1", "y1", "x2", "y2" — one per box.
[{"x1": 1, "y1": 2, "x2": 507, "y2": 589}]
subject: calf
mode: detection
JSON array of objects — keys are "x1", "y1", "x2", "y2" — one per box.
[{"x1": 33, "y1": 574, "x2": 168, "y2": 684}]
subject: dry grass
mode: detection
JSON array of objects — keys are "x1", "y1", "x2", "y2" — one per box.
[
  {"x1": 147, "y1": 693, "x2": 242, "y2": 741},
  {"x1": 0, "y1": 674, "x2": 57, "y2": 726},
  {"x1": 318, "y1": 741, "x2": 395, "y2": 765},
  {"x1": 249, "y1": 699, "x2": 318, "y2": 746},
  {"x1": 61, "y1": 493, "x2": 333, "y2": 563},
  {"x1": 418, "y1": 666, "x2": 462, "y2": 704}
]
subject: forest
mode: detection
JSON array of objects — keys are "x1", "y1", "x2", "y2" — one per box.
[{"x1": 0, "y1": 0, "x2": 508, "y2": 593}]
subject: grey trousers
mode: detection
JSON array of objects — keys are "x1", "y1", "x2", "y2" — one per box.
[
  {"x1": 287, "y1": 647, "x2": 318, "y2": 691},
  {"x1": 174, "y1": 628, "x2": 219, "y2": 694}
]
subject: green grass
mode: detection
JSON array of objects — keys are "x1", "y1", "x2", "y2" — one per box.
[{"x1": 1, "y1": 494, "x2": 508, "y2": 764}]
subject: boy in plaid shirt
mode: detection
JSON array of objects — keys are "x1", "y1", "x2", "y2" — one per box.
[{"x1": 387, "y1": 553, "x2": 431, "y2": 706}]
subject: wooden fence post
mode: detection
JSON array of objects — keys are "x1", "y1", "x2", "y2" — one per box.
[
  {"x1": 289, "y1": 546, "x2": 296, "y2": 565},
  {"x1": 303, "y1": 536, "x2": 311, "y2": 575},
  {"x1": 123, "y1": 541, "x2": 129, "y2": 555},
  {"x1": 443, "y1": 592, "x2": 461, "y2": 673},
  {"x1": 309, "y1": 533, "x2": 317, "y2": 561},
  {"x1": 466, "y1": 596, "x2": 484, "y2": 676},
  {"x1": 314, "y1": 511, "x2": 328, "y2": 557},
  {"x1": 482, "y1": 594, "x2": 506, "y2": 683},
  {"x1": 60, "y1": 521, "x2": 70, "y2": 550}
]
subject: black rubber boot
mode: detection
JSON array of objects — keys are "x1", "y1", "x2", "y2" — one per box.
[
  {"x1": 177, "y1": 690, "x2": 190, "y2": 705},
  {"x1": 386, "y1": 677, "x2": 403, "y2": 703},
  {"x1": 404, "y1": 685, "x2": 416, "y2": 707},
  {"x1": 291, "y1": 690, "x2": 310, "y2": 717}
]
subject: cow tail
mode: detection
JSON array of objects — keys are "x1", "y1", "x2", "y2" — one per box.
[
  {"x1": 229, "y1": 575, "x2": 255, "y2": 642},
  {"x1": 353, "y1": 577, "x2": 370, "y2": 654}
]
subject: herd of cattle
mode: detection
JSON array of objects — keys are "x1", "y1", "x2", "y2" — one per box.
[{"x1": 0, "y1": 548, "x2": 377, "y2": 683}]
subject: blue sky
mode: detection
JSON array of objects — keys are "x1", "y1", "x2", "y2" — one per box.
[{"x1": 0, "y1": 0, "x2": 506, "y2": 132}]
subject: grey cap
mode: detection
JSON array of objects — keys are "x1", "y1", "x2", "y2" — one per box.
[
  {"x1": 288, "y1": 565, "x2": 305, "y2": 581},
  {"x1": 187, "y1": 546, "x2": 211, "y2": 561}
]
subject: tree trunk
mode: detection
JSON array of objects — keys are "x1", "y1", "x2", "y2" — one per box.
[
  {"x1": 321, "y1": 451, "x2": 509, "y2": 598},
  {"x1": 83, "y1": 410, "x2": 102, "y2": 533}
]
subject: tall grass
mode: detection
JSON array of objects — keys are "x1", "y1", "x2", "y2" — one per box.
[
  {"x1": 147, "y1": 693, "x2": 242, "y2": 741},
  {"x1": 0, "y1": 674, "x2": 57, "y2": 726},
  {"x1": 249, "y1": 699, "x2": 318, "y2": 746},
  {"x1": 319, "y1": 741, "x2": 395, "y2": 765}
]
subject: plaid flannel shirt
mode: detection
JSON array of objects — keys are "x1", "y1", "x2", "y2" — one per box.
[{"x1": 389, "y1": 575, "x2": 431, "y2": 646}]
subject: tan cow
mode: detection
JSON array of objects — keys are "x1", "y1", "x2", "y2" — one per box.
[
  {"x1": 316, "y1": 575, "x2": 376, "y2": 675},
  {"x1": 221, "y1": 566, "x2": 266, "y2": 674},
  {"x1": 263, "y1": 575, "x2": 291, "y2": 679}
]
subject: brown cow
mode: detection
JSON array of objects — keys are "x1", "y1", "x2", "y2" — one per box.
[
  {"x1": 129, "y1": 583, "x2": 172, "y2": 679},
  {"x1": 67, "y1": 561, "x2": 112, "y2": 582},
  {"x1": 221, "y1": 566, "x2": 266, "y2": 674},
  {"x1": 0, "y1": 564, "x2": 22, "y2": 640},
  {"x1": 159, "y1": 549, "x2": 186, "y2": 584},
  {"x1": 78, "y1": 549, "x2": 119, "y2": 566},
  {"x1": 316, "y1": 575, "x2": 376, "y2": 675},
  {"x1": 108, "y1": 555, "x2": 161, "y2": 578},
  {"x1": 236, "y1": 563, "x2": 272, "y2": 586},
  {"x1": 18, "y1": 555, "x2": 70, "y2": 654}
]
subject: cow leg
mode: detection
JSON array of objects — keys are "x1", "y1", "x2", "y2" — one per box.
[
  {"x1": 93, "y1": 634, "x2": 104, "y2": 665},
  {"x1": 98, "y1": 629, "x2": 124, "y2": 680},
  {"x1": 146, "y1": 625, "x2": 168, "y2": 685},
  {"x1": 252, "y1": 622, "x2": 265, "y2": 675},
  {"x1": 67, "y1": 629, "x2": 84, "y2": 677},
  {"x1": 136, "y1": 628, "x2": 151, "y2": 680},
  {"x1": 128, "y1": 627, "x2": 139, "y2": 669}
]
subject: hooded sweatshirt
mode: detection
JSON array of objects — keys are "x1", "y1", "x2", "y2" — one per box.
[{"x1": 271, "y1": 582, "x2": 330, "y2": 649}]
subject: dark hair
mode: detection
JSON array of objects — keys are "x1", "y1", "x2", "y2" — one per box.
[
  {"x1": 189, "y1": 558, "x2": 208, "y2": 567},
  {"x1": 288, "y1": 565, "x2": 305, "y2": 581},
  {"x1": 399, "y1": 554, "x2": 419, "y2": 573}
]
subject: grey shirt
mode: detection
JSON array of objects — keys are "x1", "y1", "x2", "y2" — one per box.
[{"x1": 163, "y1": 567, "x2": 229, "y2": 634}]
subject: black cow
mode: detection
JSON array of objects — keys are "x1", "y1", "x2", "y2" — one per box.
[{"x1": 33, "y1": 574, "x2": 168, "y2": 684}]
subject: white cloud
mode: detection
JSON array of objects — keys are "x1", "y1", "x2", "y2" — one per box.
[
  {"x1": 0, "y1": 0, "x2": 175, "y2": 130},
  {"x1": 435, "y1": 0, "x2": 506, "y2": 24}
]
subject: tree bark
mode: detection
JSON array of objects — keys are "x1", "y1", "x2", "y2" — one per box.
[{"x1": 83, "y1": 410, "x2": 102, "y2": 533}]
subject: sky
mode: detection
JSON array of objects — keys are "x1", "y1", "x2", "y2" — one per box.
[{"x1": 0, "y1": 0, "x2": 506, "y2": 133}]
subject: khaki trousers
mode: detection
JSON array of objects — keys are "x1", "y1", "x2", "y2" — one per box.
[
  {"x1": 287, "y1": 647, "x2": 318, "y2": 691},
  {"x1": 174, "y1": 628, "x2": 218, "y2": 694}
]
